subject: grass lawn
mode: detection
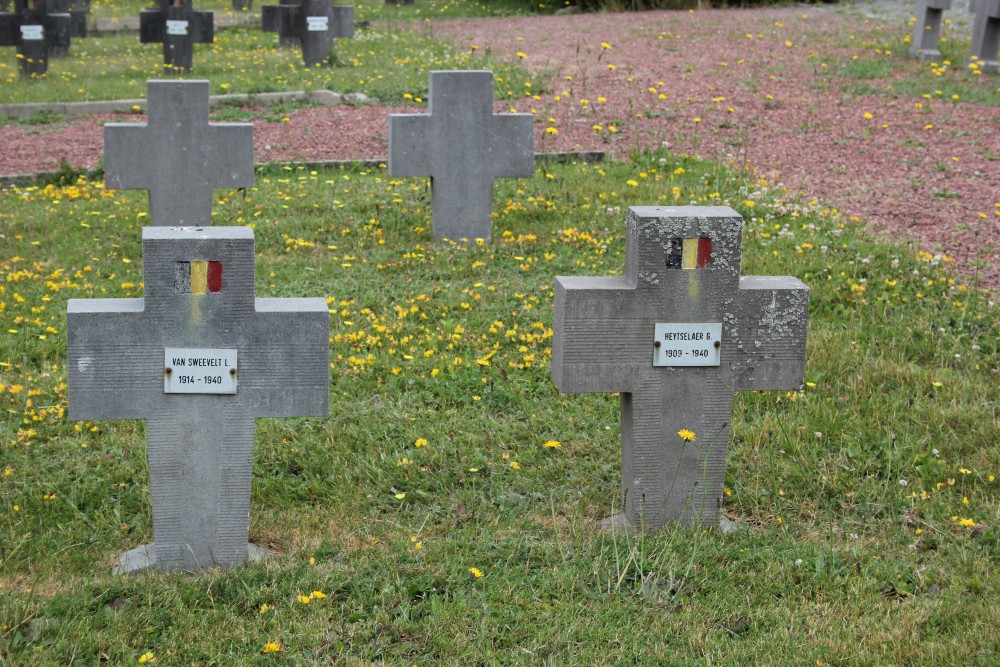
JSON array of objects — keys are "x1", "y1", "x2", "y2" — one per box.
[
  {"x1": 0, "y1": 149, "x2": 996, "y2": 664},
  {"x1": 1, "y1": 1, "x2": 998, "y2": 665}
]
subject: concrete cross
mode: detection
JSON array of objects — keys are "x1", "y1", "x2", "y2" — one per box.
[
  {"x1": 551, "y1": 207, "x2": 809, "y2": 529},
  {"x1": 67, "y1": 226, "x2": 329, "y2": 573},
  {"x1": 909, "y1": 0, "x2": 952, "y2": 61},
  {"x1": 139, "y1": 0, "x2": 213, "y2": 71},
  {"x1": 262, "y1": 0, "x2": 353, "y2": 66},
  {"x1": 261, "y1": 0, "x2": 300, "y2": 48},
  {"x1": 969, "y1": 0, "x2": 1000, "y2": 72},
  {"x1": 0, "y1": 0, "x2": 71, "y2": 76},
  {"x1": 104, "y1": 80, "x2": 254, "y2": 227},
  {"x1": 388, "y1": 70, "x2": 534, "y2": 242}
]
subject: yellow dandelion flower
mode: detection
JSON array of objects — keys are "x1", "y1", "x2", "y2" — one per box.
[
  {"x1": 469, "y1": 567, "x2": 484, "y2": 578},
  {"x1": 678, "y1": 429, "x2": 696, "y2": 442},
  {"x1": 543, "y1": 440, "x2": 561, "y2": 448},
  {"x1": 263, "y1": 642, "x2": 281, "y2": 654},
  {"x1": 415, "y1": 437, "x2": 428, "y2": 448}
]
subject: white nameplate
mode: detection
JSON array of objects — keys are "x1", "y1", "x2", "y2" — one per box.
[
  {"x1": 653, "y1": 323, "x2": 722, "y2": 367},
  {"x1": 21, "y1": 25, "x2": 44, "y2": 41},
  {"x1": 306, "y1": 16, "x2": 329, "y2": 31},
  {"x1": 164, "y1": 348, "x2": 238, "y2": 394},
  {"x1": 166, "y1": 20, "x2": 189, "y2": 36}
]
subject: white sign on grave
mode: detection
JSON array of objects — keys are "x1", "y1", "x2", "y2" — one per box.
[
  {"x1": 164, "y1": 347, "x2": 238, "y2": 394},
  {"x1": 21, "y1": 25, "x2": 44, "y2": 41},
  {"x1": 166, "y1": 20, "x2": 189, "y2": 36},
  {"x1": 652, "y1": 323, "x2": 722, "y2": 367},
  {"x1": 306, "y1": 16, "x2": 329, "y2": 31}
]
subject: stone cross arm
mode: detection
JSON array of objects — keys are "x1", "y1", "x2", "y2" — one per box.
[
  {"x1": 551, "y1": 274, "x2": 808, "y2": 395},
  {"x1": 389, "y1": 112, "x2": 534, "y2": 178},
  {"x1": 67, "y1": 297, "x2": 329, "y2": 421}
]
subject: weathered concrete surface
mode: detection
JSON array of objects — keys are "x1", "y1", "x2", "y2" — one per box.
[
  {"x1": 103, "y1": 80, "x2": 254, "y2": 227},
  {"x1": 67, "y1": 226, "x2": 329, "y2": 573},
  {"x1": 552, "y1": 206, "x2": 809, "y2": 529}
]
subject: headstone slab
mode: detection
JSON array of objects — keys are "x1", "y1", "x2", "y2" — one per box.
[
  {"x1": 968, "y1": 0, "x2": 1000, "y2": 72},
  {"x1": 551, "y1": 206, "x2": 809, "y2": 529},
  {"x1": 909, "y1": 0, "x2": 953, "y2": 61},
  {"x1": 67, "y1": 226, "x2": 330, "y2": 573},
  {"x1": 388, "y1": 70, "x2": 534, "y2": 242},
  {"x1": 104, "y1": 80, "x2": 254, "y2": 227}
]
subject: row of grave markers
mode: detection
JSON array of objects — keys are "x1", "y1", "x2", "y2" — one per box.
[
  {"x1": 0, "y1": 0, "x2": 358, "y2": 75},
  {"x1": 5, "y1": 0, "x2": 1000, "y2": 76},
  {"x1": 69, "y1": 75, "x2": 809, "y2": 574}
]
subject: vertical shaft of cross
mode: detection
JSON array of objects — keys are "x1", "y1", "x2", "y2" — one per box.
[
  {"x1": 969, "y1": 0, "x2": 1000, "y2": 72},
  {"x1": 146, "y1": 403, "x2": 254, "y2": 570}
]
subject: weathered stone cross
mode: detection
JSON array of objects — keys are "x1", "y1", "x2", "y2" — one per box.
[
  {"x1": 909, "y1": 0, "x2": 952, "y2": 61},
  {"x1": 262, "y1": 0, "x2": 353, "y2": 67},
  {"x1": 104, "y1": 80, "x2": 254, "y2": 227},
  {"x1": 68, "y1": 226, "x2": 329, "y2": 573},
  {"x1": 551, "y1": 207, "x2": 809, "y2": 529},
  {"x1": 389, "y1": 70, "x2": 534, "y2": 242},
  {"x1": 0, "y1": 0, "x2": 71, "y2": 76},
  {"x1": 969, "y1": 0, "x2": 1000, "y2": 72},
  {"x1": 139, "y1": 0, "x2": 213, "y2": 71}
]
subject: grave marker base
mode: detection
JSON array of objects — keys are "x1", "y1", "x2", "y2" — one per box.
[{"x1": 114, "y1": 543, "x2": 271, "y2": 575}]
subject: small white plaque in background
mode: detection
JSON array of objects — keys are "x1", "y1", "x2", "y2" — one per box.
[
  {"x1": 653, "y1": 323, "x2": 722, "y2": 367},
  {"x1": 21, "y1": 25, "x2": 44, "y2": 41},
  {"x1": 166, "y1": 20, "x2": 189, "y2": 36},
  {"x1": 306, "y1": 16, "x2": 329, "y2": 31},
  {"x1": 164, "y1": 347, "x2": 238, "y2": 394}
]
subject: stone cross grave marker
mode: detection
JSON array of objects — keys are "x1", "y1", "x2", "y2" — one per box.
[
  {"x1": 139, "y1": 0, "x2": 213, "y2": 71},
  {"x1": 969, "y1": 0, "x2": 1000, "y2": 72},
  {"x1": 262, "y1": 0, "x2": 352, "y2": 66},
  {"x1": 104, "y1": 80, "x2": 254, "y2": 227},
  {"x1": 388, "y1": 70, "x2": 534, "y2": 242},
  {"x1": 909, "y1": 0, "x2": 952, "y2": 61},
  {"x1": 551, "y1": 207, "x2": 809, "y2": 529},
  {"x1": 0, "y1": 0, "x2": 71, "y2": 76},
  {"x1": 261, "y1": 0, "x2": 299, "y2": 48},
  {"x1": 68, "y1": 226, "x2": 330, "y2": 573}
]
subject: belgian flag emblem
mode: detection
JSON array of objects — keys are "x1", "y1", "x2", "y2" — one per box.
[
  {"x1": 665, "y1": 237, "x2": 712, "y2": 270},
  {"x1": 175, "y1": 261, "x2": 223, "y2": 294}
]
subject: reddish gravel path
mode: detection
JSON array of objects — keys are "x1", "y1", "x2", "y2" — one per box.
[{"x1": 1, "y1": 6, "x2": 997, "y2": 288}]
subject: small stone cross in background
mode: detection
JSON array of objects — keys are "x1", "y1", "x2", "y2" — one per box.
[
  {"x1": 909, "y1": 0, "x2": 952, "y2": 61},
  {"x1": 0, "y1": 0, "x2": 72, "y2": 75},
  {"x1": 389, "y1": 70, "x2": 534, "y2": 242},
  {"x1": 139, "y1": 0, "x2": 213, "y2": 71},
  {"x1": 104, "y1": 80, "x2": 254, "y2": 227}
]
